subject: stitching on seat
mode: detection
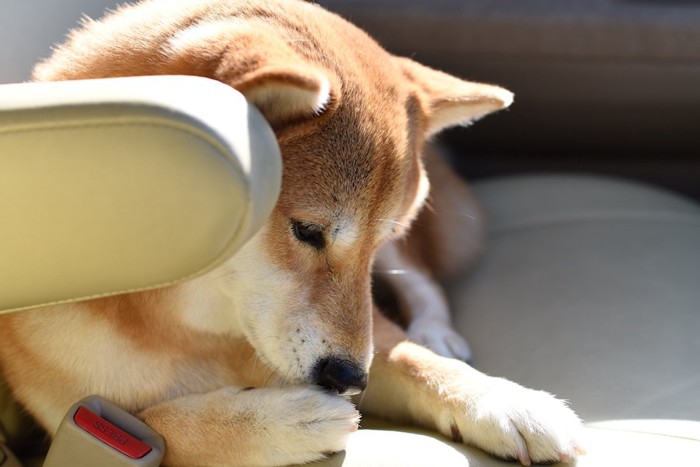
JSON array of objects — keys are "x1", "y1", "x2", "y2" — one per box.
[
  {"x1": 588, "y1": 425, "x2": 700, "y2": 443},
  {"x1": 0, "y1": 116, "x2": 239, "y2": 167},
  {"x1": 490, "y1": 210, "x2": 700, "y2": 238}
]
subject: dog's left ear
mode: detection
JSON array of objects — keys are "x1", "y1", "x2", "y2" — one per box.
[
  {"x1": 227, "y1": 65, "x2": 332, "y2": 127},
  {"x1": 396, "y1": 57, "x2": 513, "y2": 137}
]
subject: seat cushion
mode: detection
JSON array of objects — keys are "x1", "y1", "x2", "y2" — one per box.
[
  {"x1": 450, "y1": 174, "x2": 700, "y2": 421},
  {"x1": 312, "y1": 419, "x2": 700, "y2": 466}
]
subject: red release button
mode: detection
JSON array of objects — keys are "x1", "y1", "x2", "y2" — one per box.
[{"x1": 73, "y1": 406, "x2": 152, "y2": 459}]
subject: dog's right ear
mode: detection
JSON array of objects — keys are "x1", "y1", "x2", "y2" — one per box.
[{"x1": 168, "y1": 21, "x2": 333, "y2": 127}]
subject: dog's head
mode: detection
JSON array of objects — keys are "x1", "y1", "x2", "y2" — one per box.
[
  {"x1": 36, "y1": 0, "x2": 511, "y2": 394},
  {"x1": 190, "y1": 2, "x2": 512, "y2": 394}
]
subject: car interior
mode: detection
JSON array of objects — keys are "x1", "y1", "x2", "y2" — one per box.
[{"x1": 1, "y1": 0, "x2": 699, "y2": 466}]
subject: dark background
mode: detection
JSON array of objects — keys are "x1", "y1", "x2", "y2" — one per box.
[{"x1": 320, "y1": 0, "x2": 700, "y2": 201}]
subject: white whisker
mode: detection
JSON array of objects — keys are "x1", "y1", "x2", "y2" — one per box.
[
  {"x1": 378, "y1": 218, "x2": 410, "y2": 228},
  {"x1": 357, "y1": 388, "x2": 367, "y2": 414}
]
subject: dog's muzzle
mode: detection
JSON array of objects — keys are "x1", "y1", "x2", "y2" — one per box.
[{"x1": 312, "y1": 357, "x2": 367, "y2": 396}]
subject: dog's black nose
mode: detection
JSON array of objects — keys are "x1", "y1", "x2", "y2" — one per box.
[{"x1": 313, "y1": 357, "x2": 367, "y2": 395}]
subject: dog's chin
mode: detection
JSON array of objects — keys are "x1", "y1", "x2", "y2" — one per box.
[{"x1": 246, "y1": 343, "x2": 311, "y2": 386}]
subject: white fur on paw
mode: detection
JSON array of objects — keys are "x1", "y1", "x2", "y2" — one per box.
[
  {"x1": 407, "y1": 320, "x2": 472, "y2": 361},
  {"x1": 438, "y1": 376, "x2": 584, "y2": 465},
  {"x1": 244, "y1": 386, "x2": 360, "y2": 466}
]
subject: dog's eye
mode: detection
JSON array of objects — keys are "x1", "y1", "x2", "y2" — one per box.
[{"x1": 291, "y1": 220, "x2": 325, "y2": 249}]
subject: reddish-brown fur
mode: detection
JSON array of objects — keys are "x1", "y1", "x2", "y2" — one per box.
[{"x1": 0, "y1": 1, "x2": 583, "y2": 465}]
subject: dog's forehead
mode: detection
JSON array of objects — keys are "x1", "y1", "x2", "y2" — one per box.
[
  {"x1": 280, "y1": 106, "x2": 416, "y2": 204},
  {"x1": 272, "y1": 61, "x2": 429, "y2": 245}
]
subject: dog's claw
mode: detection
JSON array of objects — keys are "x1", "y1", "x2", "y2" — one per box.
[
  {"x1": 517, "y1": 450, "x2": 532, "y2": 466},
  {"x1": 513, "y1": 431, "x2": 531, "y2": 466},
  {"x1": 450, "y1": 423, "x2": 463, "y2": 443}
]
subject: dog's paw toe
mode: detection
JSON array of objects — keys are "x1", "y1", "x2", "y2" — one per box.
[
  {"x1": 251, "y1": 386, "x2": 360, "y2": 465},
  {"x1": 408, "y1": 321, "x2": 472, "y2": 361}
]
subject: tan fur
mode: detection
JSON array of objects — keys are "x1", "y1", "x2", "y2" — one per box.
[{"x1": 0, "y1": 1, "x2": 583, "y2": 465}]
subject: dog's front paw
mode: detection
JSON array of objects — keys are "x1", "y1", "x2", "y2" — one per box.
[
  {"x1": 139, "y1": 385, "x2": 359, "y2": 467},
  {"x1": 435, "y1": 375, "x2": 584, "y2": 465},
  {"x1": 407, "y1": 319, "x2": 472, "y2": 361},
  {"x1": 250, "y1": 385, "x2": 360, "y2": 466}
]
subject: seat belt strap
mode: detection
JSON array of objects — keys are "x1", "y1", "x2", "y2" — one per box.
[{"x1": 0, "y1": 440, "x2": 23, "y2": 467}]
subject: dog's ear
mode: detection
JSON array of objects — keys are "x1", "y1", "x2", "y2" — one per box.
[
  {"x1": 396, "y1": 57, "x2": 513, "y2": 137},
  {"x1": 223, "y1": 64, "x2": 331, "y2": 126},
  {"x1": 169, "y1": 21, "x2": 332, "y2": 126}
]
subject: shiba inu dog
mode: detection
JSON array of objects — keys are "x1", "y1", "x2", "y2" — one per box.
[{"x1": 0, "y1": 0, "x2": 584, "y2": 465}]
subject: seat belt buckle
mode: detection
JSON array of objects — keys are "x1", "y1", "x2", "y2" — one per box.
[{"x1": 44, "y1": 396, "x2": 164, "y2": 467}]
